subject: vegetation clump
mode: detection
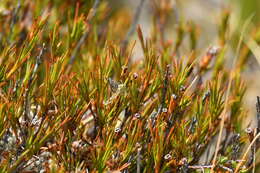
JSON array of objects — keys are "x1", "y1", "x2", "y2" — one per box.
[{"x1": 0, "y1": 0, "x2": 260, "y2": 172}]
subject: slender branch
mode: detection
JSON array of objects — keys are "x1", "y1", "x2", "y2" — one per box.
[
  {"x1": 9, "y1": 0, "x2": 21, "y2": 44},
  {"x1": 256, "y1": 96, "x2": 260, "y2": 134},
  {"x1": 211, "y1": 16, "x2": 252, "y2": 171},
  {"x1": 189, "y1": 164, "x2": 233, "y2": 172},
  {"x1": 160, "y1": 64, "x2": 170, "y2": 108},
  {"x1": 24, "y1": 43, "x2": 46, "y2": 122},
  {"x1": 19, "y1": 43, "x2": 45, "y2": 158},
  {"x1": 137, "y1": 147, "x2": 141, "y2": 173},
  {"x1": 68, "y1": 0, "x2": 101, "y2": 66},
  {"x1": 235, "y1": 132, "x2": 260, "y2": 172},
  {"x1": 121, "y1": 0, "x2": 146, "y2": 54}
]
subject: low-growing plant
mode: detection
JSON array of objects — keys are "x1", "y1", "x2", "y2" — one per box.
[{"x1": 0, "y1": 0, "x2": 260, "y2": 172}]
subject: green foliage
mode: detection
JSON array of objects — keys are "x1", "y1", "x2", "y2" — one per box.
[{"x1": 0, "y1": 0, "x2": 259, "y2": 172}]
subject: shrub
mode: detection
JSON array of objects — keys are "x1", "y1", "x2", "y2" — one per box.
[{"x1": 0, "y1": 0, "x2": 259, "y2": 172}]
